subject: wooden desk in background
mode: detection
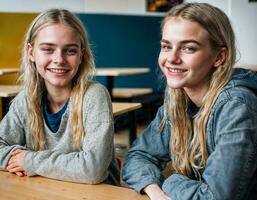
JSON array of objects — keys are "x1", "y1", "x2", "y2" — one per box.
[
  {"x1": 0, "y1": 68, "x2": 20, "y2": 118},
  {"x1": 235, "y1": 65, "x2": 257, "y2": 72},
  {"x1": 112, "y1": 102, "x2": 141, "y2": 116},
  {"x1": 0, "y1": 68, "x2": 19, "y2": 75},
  {"x1": 0, "y1": 85, "x2": 21, "y2": 118},
  {"x1": 96, "y1": 68, "x2": 150, "y2": 99},
  {"x1": 112, "y1": 102, "x2": 142, "y2": 145},
  {"x1": 0, "y1": 171, "x2": 149, "y2": 200}
]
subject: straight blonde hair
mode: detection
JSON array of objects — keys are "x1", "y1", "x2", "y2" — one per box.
[
  {"x1": 160, "y1": 3, "x2": 236, "y2": 176},
  {"x1": 19, "y1": 9, "x2": 95, "y2": 151}
]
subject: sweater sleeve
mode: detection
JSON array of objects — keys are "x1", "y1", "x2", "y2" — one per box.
[
  {"x1": 122, "y1": 106, "x2": 171, "y2": 192},
  {"x1": 0, "y1": 92, "x2": 27, "y2": 170},
  {"x1": 23, "y1": 83, "x2": 115, "y2": 184},
  {"x1": 162, "y1": 99, "x2": 257, "y2": 200}
]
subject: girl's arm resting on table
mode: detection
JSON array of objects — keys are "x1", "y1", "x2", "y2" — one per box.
[
  {"x1": 162, "y1": 100, "x2": 257, "y2": 200},
  {"x1": 144, "y1": 184, "x2": 171, "y2": 200},
  {"x1": 23, "y1": 112, "x2": 114, "y2": 184},
  {"x1": 122, "y1": 106, "x2": 171, "y2": 192}
]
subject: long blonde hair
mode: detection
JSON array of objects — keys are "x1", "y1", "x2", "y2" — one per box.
[
  {"x1": 160, "y1": 3, "x2": 236, "y2": 176},
  {"x1": 19, "y1": 9, "x2": 95, "y2": 150}
]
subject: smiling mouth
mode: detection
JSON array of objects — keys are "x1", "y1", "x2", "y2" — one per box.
[
  {"x1": 47, "y1": 68, "x2": 70, "y2": 73},
  {"x1": 166, "y1": 67, "x2": 188, "y2": 73}
]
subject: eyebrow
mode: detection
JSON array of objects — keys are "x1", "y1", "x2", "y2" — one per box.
[
  {"x1": 39, "y1": 43, "x2": 80, "y2": 48},
  {"x1": 160, "y1": 39, "x2": 201, "y2": 45}
]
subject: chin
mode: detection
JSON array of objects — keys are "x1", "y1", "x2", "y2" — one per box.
[{"x1": 166, "y1": 82, "x2": 183, "y2": 89}]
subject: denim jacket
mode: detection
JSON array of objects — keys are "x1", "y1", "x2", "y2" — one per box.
[{"x1": 122, "y1": 68, "x2": 257, "y2": 200}]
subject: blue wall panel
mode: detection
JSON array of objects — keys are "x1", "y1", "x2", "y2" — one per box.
[{"x1": 78, "y1": 14, "x2": 164, "y2": 92}]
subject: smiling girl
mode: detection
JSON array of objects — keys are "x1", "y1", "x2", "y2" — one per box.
[
  {"x1": 0, "y1": 9, "x2": 119, "y2": 185},
  {"x1": 122, "y1": 3, "x2": 257, "y2": 200}
]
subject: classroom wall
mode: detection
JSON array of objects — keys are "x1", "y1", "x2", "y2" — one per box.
[
  {"x1": 0, "y1": 13, "x2": 37, "y2": 84},
  {"x1": 1, "y1": 0, "x2": 256, "y2": 87},
  {"x1": 0, "y1": 12, "x2": 163, "y2": 91},
  {"x1": 79, "y1": 13, "x2": 163, "y2": 91}
]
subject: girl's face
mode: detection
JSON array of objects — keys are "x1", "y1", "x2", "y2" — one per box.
[
  {"x1": 159, "y1": 18, "x2": 221, "y2": 101},
  {"x1": 28, "y1": 24, "x2": 83, "y2": 91}
]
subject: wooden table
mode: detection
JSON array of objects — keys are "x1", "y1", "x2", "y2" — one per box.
[
  {"x1": 112, "y1": 102, "x2": 142, "y2": 144},
  {"x1": 96, "y1": 68, "x2": 150, "y2": 99},
  {"x1": 0, "y1": 171, "x2": 149, "y2": 200},
  {"x1": 0, "y1": 68, "x2": 20, "y2": 75},
  {"x1": 112, "y1": 102, "x2": 141, "y2": 116}
]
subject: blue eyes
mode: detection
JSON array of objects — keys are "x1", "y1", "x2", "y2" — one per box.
[
  {"x1": 160, "y1": 44, "x2": 196, "y2": 53},
  {"x1": 161, "y1": 45, "x2": 172, "y2": 52},
  {"x1": 42, "y1": 48, "x2": 54, "y2": 54},
  {"x1": 64, "y1": 48, "x2": 78, "y2": 55},
  {"x1": 41, "y1": 47, "x2": 78, "y2": 55},
  {"x1": 182, "y1": 46, "x2": 196, "y2": 53}
]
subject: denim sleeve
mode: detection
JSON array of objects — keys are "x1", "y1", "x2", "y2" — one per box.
[
  {"x1": 162, "y1": 99, "x2": 257, "y2": 200},
  {"x1": 122, "y1": 106, "x2": 171, "y2": 193}
]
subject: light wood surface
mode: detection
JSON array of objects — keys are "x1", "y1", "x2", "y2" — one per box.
[
  {"x1": 112, "y1": 102, "x2": 142, "y2": 116},
  {"x1": 0, "y1": 68, "x2": 20, "y2": 75},
  {"x1": 0, "y1": 171, "x2": 149, "y2": 200},
  {"x1": 235, "y1": 65, "x2": 257, "y2": 71},
  {"x1": 0, "y1": 85, "x2": 21, "y2": 97},
  {"x1": 96, "y1": 68, "x2": 150, "y2": 76},
  {"x1": 112, "y1": 88, "x2": 153, "y2": 98}
]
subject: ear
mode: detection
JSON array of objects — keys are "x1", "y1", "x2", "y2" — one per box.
[
  {"x1": 214, "y1": 47, "x2": 228, "y2": 67},
  {"x1": 27, "y1": 43, "x2": 35, "y2": 62}
]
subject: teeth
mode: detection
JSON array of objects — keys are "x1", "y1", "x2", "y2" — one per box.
[
  {"x1": 167, "y1": 68, "x2": 186, "y2": 73},
  {"x1": 48, "y1": 68, "x2": 68, "y2": 73}
]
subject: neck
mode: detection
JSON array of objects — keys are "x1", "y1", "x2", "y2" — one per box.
[
  {"x1": 184, "y1": 84, "x2": 209, "y2": 107},
  {"x1": 46, "y1": 87, "x2": 71, "y2": 113}
]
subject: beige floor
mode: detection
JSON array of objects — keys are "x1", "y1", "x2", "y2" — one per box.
[
  {"x1": 114, "y1": 122, "x2": 173, "y2": 179},
  {"x1": 114, "y1": 123, "x2": 146, "y2": 147},
  {"x1": 114, "y1": 123, "x2": 147, "y2": 162}
]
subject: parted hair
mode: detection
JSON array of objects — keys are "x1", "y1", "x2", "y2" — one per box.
[
  {"x1": 19, "y1": 9, "x2": 95, "y2": 150},
  {"x1": 160, "y1": 3, "x2": 236, "y2": 176}
]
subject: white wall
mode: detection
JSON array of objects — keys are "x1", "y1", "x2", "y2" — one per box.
[
  {"x1": 0, "y1": 0, "x2": 146, "y2": 14},
  {"x1": 84, "y1": 0, "x2": 145, "y2": 15},
  {"x1": 231, "y1": 0, "x2": 257, "y2": 66},
  {"x1": 0, "y1": 0, "x2": 86, "y2": 13}
]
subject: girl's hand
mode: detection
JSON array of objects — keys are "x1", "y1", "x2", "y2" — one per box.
[
  {"x1": 6, "y1": 149, "x2": 26, "y2": 176},
  {"x1": 144, "y1": 184, "x2": 171, "y2": 200}
]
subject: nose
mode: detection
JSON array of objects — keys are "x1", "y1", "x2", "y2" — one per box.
[
  {"x1": 166, "y1": 49, "x2": 181, "y2": 65},
  {"x1": 53, "y1": 50, "x2": 66, "y2": 65}
]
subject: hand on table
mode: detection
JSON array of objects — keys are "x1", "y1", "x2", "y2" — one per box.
[
  {"x1": 144, "y1": 184, "x2": 171, "y2": 200},
  {"x1": 6, "y1": 149, "x2": 26, "y2": 177}
]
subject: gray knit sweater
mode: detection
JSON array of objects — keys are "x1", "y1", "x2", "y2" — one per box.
[{"x1": 0, "y1": 82, "x2": 120, "y2": 185}]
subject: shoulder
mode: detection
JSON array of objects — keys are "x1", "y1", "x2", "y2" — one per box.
[
  {"x1": 84, "y1": 81, "x2": 110, "y2": 100},
  {"x1": 213, "y1": 69, "x2": 257, "y2": 114},
  {"x1": 4, "y1": 90, "x2": 29, "y2": 121},
  {"x1": 10, "y1": 90, "x2": 27, "y2": 108},
  {"x1": 83, "y1": 81, "x2": 112, "y2": 113}
]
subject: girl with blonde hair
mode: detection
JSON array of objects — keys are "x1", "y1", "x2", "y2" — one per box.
[
  {"x1": 0, "y1": 9, "x2": 119, "y2": 185},
  {"x1": 122, "y1": 3, "x2": 257, "y2": 199}
]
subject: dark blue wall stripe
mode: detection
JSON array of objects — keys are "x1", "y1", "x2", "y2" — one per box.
[{"x1": 78, "y1": 13, "x2": 164, "y2": 92}]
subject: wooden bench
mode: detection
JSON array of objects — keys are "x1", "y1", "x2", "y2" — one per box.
[{"x1": 112, "y1": 88, "x2": 153, "y2": 98}]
